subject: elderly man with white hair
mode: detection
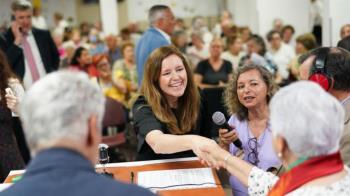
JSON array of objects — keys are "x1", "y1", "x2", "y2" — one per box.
[
  {"x1": 0, "y1": 71, "x2": 154, "y2": 196},
  {"x1": 201, "y1": 81, "x2": 350, "y2": 195}
]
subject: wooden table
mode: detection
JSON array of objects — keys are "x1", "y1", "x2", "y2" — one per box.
[{"x1": 5, "y1": 157, "x2": 225, "y2": 196}]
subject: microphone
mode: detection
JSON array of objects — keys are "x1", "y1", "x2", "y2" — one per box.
[
  {"x1": 98, "y1": 144, "x2": 113, "y2": 178},
  {"x1": 212, "y1": 111, "x2": 243, "y2": 149},
  {"x1": 98, "y1": 143, "x2": 109, "y2": 165}
]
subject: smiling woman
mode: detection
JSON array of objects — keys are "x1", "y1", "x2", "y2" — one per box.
[
  {"x1": 132, "y1": 46, "x2": 216, "y2": 161},
  {"x1": 219, "y1": 64, "x2": 280, "y2": 196},
  {"x1": 158, "y1": 54, "x2": 188, "y2": 107}
]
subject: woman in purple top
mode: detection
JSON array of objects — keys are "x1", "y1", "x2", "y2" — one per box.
[{"x1": 219, "y1": 64, "x2": 281, "y2": 196}]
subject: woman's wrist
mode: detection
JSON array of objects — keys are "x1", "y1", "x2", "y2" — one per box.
[
  {"x1": 221, "y1": 151, "x2": 233, "y2": 169},
  {"x1": 184, "y1": 135, "x2": 198, "y2": 150}
]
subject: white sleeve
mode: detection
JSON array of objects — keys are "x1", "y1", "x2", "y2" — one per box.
[{"x1": 248, "y1": 167, "x2": 279, "y2": 196}]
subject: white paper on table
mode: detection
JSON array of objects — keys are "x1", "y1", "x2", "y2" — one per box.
[
  {"x1": 137, "y1": 167, "x2": 217, "y2": 192},
  {"x1": 0, "y1": 183, "x2": 12, "y2": 192}
]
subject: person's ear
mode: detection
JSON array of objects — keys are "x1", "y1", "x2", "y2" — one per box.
[
  {"x1": 299, "y1": 55, "x2": 315, "y2": 80},
  {"x1": 273, "y1": 135, "x2": 288, "y2": 158},
  {"x1": 86, "y1": 115, "x2": 100, "y2": 147}
]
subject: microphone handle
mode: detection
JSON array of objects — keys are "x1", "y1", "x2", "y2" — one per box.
[
  {"x1": 222, "y1": 122, "x2": 243, "y2": 150},
  {"x1": 233, "y1": 139, "x2": 243, "y2": 150}
]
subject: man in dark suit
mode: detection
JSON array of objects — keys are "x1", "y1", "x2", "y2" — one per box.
[
  {"x1": 0, "y1": 0, "x2": 59, "y2": 89},
  {"x1": 0, "y1": 71, "x2": 154, "y2": 196},
  {"x1": 0, "y1": 0, "x2": 59, "y2": 165}
]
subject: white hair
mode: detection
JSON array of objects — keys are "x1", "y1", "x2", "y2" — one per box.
[
  {"x1": 269, "y1": 81, "x2": 344, "y2": 158},
  {"x1": 20, "y1": 71, "x2": 105, "y2": 155},
  {"x1": 148, "y1": 5, "x2": 169, "y2": 26}
]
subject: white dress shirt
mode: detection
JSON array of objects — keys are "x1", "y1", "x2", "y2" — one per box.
[{"x1": 154, "y1": 27, "x2": 171, "y2": 44}]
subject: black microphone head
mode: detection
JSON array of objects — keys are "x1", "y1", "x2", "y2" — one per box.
[
  {"x1": 212, "y1": 111, "x2": 226, "y2": 126},
  {"x1": 98, "y1": 143, "x2": 109, "y2": 164}
]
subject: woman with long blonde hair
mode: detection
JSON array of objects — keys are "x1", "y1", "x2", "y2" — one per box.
[{"x1": 132, "y1": 46, "x2": 215, "y2": 160}]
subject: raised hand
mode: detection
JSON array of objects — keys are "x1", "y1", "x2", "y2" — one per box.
[
  {"x1": 11, "y1": 21, "x2": 24, "y2": 46},
  {"x1": 5, "y1": 90, "x2": 19, "y2": 114}
]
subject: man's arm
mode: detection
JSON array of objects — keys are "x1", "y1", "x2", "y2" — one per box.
[{"x1": 46, "y1": 31, "x2": 60, "y2": 71}]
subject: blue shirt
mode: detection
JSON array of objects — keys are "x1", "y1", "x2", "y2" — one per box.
[
  {"x1": 135, "y1": 27, "x2": 170, "y2": 87},
  {"x1": 0, "y1": 148, "x2": 155, "y2": 196}
]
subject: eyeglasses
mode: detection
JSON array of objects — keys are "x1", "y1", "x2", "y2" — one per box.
[{"x1": 248, "y1": 137, "x2": 259, "y2": 166}]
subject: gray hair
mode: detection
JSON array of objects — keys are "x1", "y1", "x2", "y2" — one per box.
[
  {"x1": 11, "y1": 0, "x2": 32, "y2": 12},
  {"x1": 269, "y1": 81, "x2": 344, "y2": 158},
  {"x1": 148, "y1": 5, "x2": 169, "y2": 26},
  {"x1": 20, "y1": 71, "x2": 105, "y2": 155}
]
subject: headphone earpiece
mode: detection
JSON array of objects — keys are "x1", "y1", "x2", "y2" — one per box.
[
  {"x1": 308, "y1": 73, "x2": 333, "y2": 91},
  {"x1": 308, "y1": 48, "x2": 334, "y2": 91}
]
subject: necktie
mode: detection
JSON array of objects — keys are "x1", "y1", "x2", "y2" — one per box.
[{"x1": 22, "y1": 34, "x2": 40, "y2": 82}]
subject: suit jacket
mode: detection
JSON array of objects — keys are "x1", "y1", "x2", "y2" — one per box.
[
  {"x1": 340, "y1": 99, "x2": 350, "y2": 166},
  {"x1": 135, "y1": 27, "x2": 170, "y2": 86},
  {"x1": 0, "y1": 148, "x2": 154, "y2": 196},
  {"x1": 0, "y1": 28, "x2": 59, "y2": 79}
]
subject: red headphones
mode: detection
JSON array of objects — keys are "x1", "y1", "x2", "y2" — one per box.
[{"x1": 308, "y1": 48, "x2": 334, "y2": 91}]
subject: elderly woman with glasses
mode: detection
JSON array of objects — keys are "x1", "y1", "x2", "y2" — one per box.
[
  {"x1": 218, "y1": 64, "x2": 281, "y2": 196},
  {"x1": 202, "y1": 81, "x2": 350, "y2": 195}
]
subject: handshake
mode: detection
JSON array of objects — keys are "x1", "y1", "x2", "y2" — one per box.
[{"x1": 191, "y1": 135, "x2": 234, "y2": 170}]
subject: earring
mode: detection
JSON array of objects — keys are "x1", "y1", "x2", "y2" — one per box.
[{"x1": 277, "y1": 152, "x2": 282, "y2": 158}]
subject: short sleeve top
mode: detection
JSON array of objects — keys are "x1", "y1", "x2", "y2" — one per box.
[
  {"x1": 195, "y1": 59, "x2": 232, "y2": 85},
  {"x1": 132, "y1": 95, "x2": 211, "y2": 161},
  {"x1": 227, "y1": 115, "x2": 281, "y2": 196}
]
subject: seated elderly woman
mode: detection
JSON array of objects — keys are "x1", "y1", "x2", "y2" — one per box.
[{"x1": 201, "y1": 81, "x2": 350, "y2": 195}]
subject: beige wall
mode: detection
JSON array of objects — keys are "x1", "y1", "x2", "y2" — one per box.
[
  {"x1": 75, "y1": 0, "x2": 100, "y2": 26},
  {"x1": 118, "y1": 0, "x2": 128, "y2": 30},
  {"x1": 74, "y1": 0, "x2": 219, "y2": 33},
  {"x1": 74, "y1": 0, "x2": 128, "y2": 32}
]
